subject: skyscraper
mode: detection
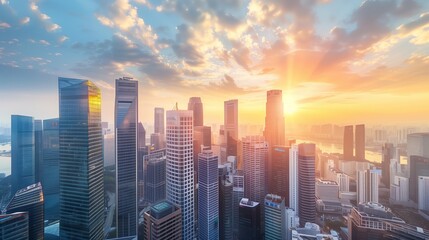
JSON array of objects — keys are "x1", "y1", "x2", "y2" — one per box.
[
  {"x1": 166, "y1": 109, "x2": 195, "y2": 239},
  {"x1": 270, "y1": 145, "x2": 290, "y2": 205},
  {"x1": 144, "y1": 157, "x2": 166, "y2": 204},
  {"x1": 357, "y1": 168, "x2": 380, "y2": 204},
  {"x1": 243, "y1": 136, "x2": 268, "y2": 205},
  {"x1": 264, "y1": 90, "x2": 285, "y2": 147},
  {"x1": 0, "y1": 212, "x2": 29, "y2": 240},
  {"x1": 298, "y1": 143, "x2": 316, "y2": 226},
  {"x1": 115, "y1": 77, "x2": 138, "y2": 237},
  {"x1": 355, "y1": 124, "x2": 365, "y2": 161},
  {"x1": 198, "y1": 150, "x2": 219, "y2": 240},
  {"x1": 143, "y1": 201, "x2": 183, "y2": 240},
  {"x1": 154, "y1": 107, "x2": 165, "y2": 134},
  {"x1": 224, "y1": 99, "x2": 238, "y2": 161},
  {"x1": 11, "y1": 115, "x2": 35, "y2": 194},
  {"x1": 34, "y1": 120, "x2": 43, "y2": 183},
  {"x1": 264, "y1": 194, "x2": 286, "y2": 240},
  {"x1": 343, "y1": 125, "x2": 353, "y2": 160},
  {"x1": 58, "y1": 77, "x2": 104, "y2": 239},
  {"x1": 357, "y1": 170, "x2": 367, "y2": 204},
  {"x1": 289, "y1": 144, "x2": 299, "y2": 214},
  {"x1": 137, "y1": 122, "x2": 146, "y2": 201},
  {"x1": 6, "y1": 183, "x2": 44, "y2": 240},
  {"x1": 218, "y1": 165, "x2": 233, "y2": 240},
  {"x1": 381, "y1": 143, "x2": 395, "y2": 187},
  {"x1": 232, "y1": 170, "x2": 244, "y2": 238},
  {"x1": 238, "y1": 198, "x2": 261, "y2": 240},
  {"x1": 418, "y1": 176, "x2": 429, "y2": 211},
  {"x1": 188, "y1": 97, "x2": 204, "y2": 127},
  {"x1": 42, "y1": 118, "x2": 60, "y2": 220},
  {"x1": 407, "y1": 133, "x2": 429, "y2": 203}
]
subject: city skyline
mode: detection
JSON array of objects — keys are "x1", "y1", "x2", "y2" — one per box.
[{"x1": 1, "y1": 1, "x2": 429, "y2": 126}]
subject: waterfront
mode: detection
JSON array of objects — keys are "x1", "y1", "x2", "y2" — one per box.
[{"x1": 0, "y1": 142, "x2": 10, "y2": 176}]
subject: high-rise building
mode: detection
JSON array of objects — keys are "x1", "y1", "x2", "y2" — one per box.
[
  {"x1": 154, "y1": 107, "x2": 165, "y2": 134},
  {"x1": 357, "y1": 170, "x2": 367, "y2": 204},
  {"x1": 198, "y1": 150, "x2": 219, "y2": 240},
  {"x1": 355, "y1": 124, "x2": 365, "y2": 161},
  {"x1": 166, "y1": 109, "x2": 195, "y2": 239},
  {"x1": 137, "y1": 122, "x2": 146, "y2": 201},
  {"x1": 243, "y1": 136, "x2": 268, "y2": 205},
  {"x1": 238, "y1": 198, "x2": 261, "y2": 240},
  {"x1": 418, "y1": 176, "x2": 429, "y2": 211},
  {"x1": 58, "y1": 77, "x2": 104, "y2": 239},
  {"x1": 285, "y1": 208, "x2": 297, "y2": 240},
  {"x1": 408, "y1": 156, "x2": 429, "y2": 203},
  {"x1": 357, "y1": 168, "x2": 381, "y2": 204},
  {"x1": 336, "y1": 172, "x2": 350, "y2": 193},
  {"x1": 143, "y1": 201, "x2": 182, "y2": 240},
  {"x1": 298, "y1": 143, "x2": 316, "y2": 226},
  {"x1": 270, "y1": 145, "x2": 290, "y2": 205},
  {"x1": 193, "y1": 125, "x2": 212, "y2": 191},
  {"x1": 390, "y1": 176, "x2": 409, "y2": 203},
  {"x1": 264, "y1": 90, "x2": 285, "y2": 147},
  {"x1": 224, "y1": 100, "x2": 238, "y2": 161},
  {"x1": 188, "y1": 97, "x2": 204, "y2": 127},
  {"x1": 6, "y1": 183, "x2": 44, "y2": 240},
  {"x1": 34, "y1": 120, "x2": 43, "y2": 183},
  {"x1": 144, "y1": 156, "x2": 166, "y2": 204},
  {"x1": 11, "y1": 115, "x2": 35, "y2": 194},
  {"x1": 264, "y1": 194, "x2": 286, "y2": 240},
  {"x1": 381, "y1": 143, "x2": 395, "y2": 187},
  {"x1": 42, "y1": 118, "x2": 60, "y2": 220},
  {"x1": 343, "y1": 125, "x2": 354, "y2": 160},
  {"x1": 232, "y1": 170, "x2": 244, "y2": 238},
  {"x1": 289, "y1": 144, "x2": 299, "y2": 214},
  {"x1": 218, "y1": 165, "x2": 233, "y2": 240},
  {"x1": 114, "y1": 77, "x2": 138, "y2": 237},
  {"x1": 0, "y1": 212, "x2": 29, "y2": 240}
]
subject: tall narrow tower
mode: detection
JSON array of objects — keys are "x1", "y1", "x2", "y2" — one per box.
[
  {"x1": 188, "y1": 97, "x2": 204, "y2": 127},
  {"x1": 355, "y1": 124, "x2": 365, "y2": 161},
  {"x1": 166, "y1": 109, "x2": 195, "y2": 239},
  {"x1": 224, "y1": 100, "x2": 238, "y2": 160},
  {"x1": 264, "y1": 90, "x2": 285, "y2": 146},
  {"x1": 343, "y1": 125, "x2": 354, "y2": 160},
  {"x1": 58, "y1": 77, "x2": 104, "y2": 239},
  {"x1": 115, "y1": 77, "x2": 138, "y2": 237},
  {"x1": 298, "y1": 143, "x2": 316, "y2": 226}
]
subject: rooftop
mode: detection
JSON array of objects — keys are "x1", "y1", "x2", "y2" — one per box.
[{"x1": 240, "y1": 198, "x2": 259, "y2": 207}]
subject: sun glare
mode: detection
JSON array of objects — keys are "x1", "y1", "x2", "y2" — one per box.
[{"x1": 284, "y1": 97, "x2": 298, "y2": 115}]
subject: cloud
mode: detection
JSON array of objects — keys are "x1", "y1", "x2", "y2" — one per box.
[
  {"x1": 29, "y1": 0, "x2": 62, "y2": 32},
  {"x1": 0, "y1": 22, "x2": 11, "y2": 29},
  {"x1": 208, "y1": 74, "x2": 249, "y2": 94},
  {"x1": 20, "y1": 17, "x2": 30, "y2": 25}
]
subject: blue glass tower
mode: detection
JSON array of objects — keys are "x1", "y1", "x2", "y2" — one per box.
[
  {"x1": 58, "y1": 77, "x2": 104, "y2": 239},
  {"x1": 11, "y1": 115, "x2": 35, "y2": 194},
  {"x1": 42, "y1": 118, "x2": 60, "y2": 220},
  {"x1": 115, "y1": 77, "x2": 138, "y2": 237}
]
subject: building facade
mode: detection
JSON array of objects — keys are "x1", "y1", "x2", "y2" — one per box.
[
  {"x1": 298, "y1": 143, "x2": 316, "y2": 226},
  {"x1": 264, "y1": 194, "x2": 286, "y2": 240},
  {"x1": 143, "y1": 201, "x2": 182, "y2": 240},
  {"x1": 188, "y1": 97, "x2": 204, "y2": 127}
]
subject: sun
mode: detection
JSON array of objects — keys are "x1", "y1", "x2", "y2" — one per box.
[{"x1": 284, "y1": 97, "x2": 298, "y2": 115}]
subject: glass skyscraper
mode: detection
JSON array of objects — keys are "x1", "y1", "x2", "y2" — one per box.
[
  {"x1": 11, "y1": 115, "x2": 35, "y2": 194},
  {"x1": 115, "y1": 77, "x2": 138, "y2": 237},
  {"x1": 58, "y1": 77, "x2": 104, "y2": 239}
]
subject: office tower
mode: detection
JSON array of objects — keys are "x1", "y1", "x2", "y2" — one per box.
[
  {"x1": 390, "y1": 176, "x2": 409, "y2": 202},
  {"x1": 271, "y1": 145, "x2": 290, "y2": 205},
  {"x1": 145, "y1": 157, "x2": 166, "y2": 204},
  {"x1": 6, "y1": 183, "x2": 44, "y2": 240},
  {"x1": 238, "y1": 198, "x2": 261, "y2": 240},
  {"x1": 232, "y1": 171, "x2": 244, "y2": 238},
  {"x1": 188, "y1": 97, "x2": 204, "y2": 127},
  {"x1": 114, "y1": 77, "x2": 138, "y2": 237},
  {"x1": 0, "y1": 212, "x2": 29, "y2": 240},
  {"x1": 166, "y1": 109, "x2": 194, "y2": 239},
  {"x1": 138, "y1": 122, "x2": 146, "y2": 147},
  {"x1": 355, "y1": 124, "x2": 365, "y2": 161},
  {"x1": 285, "y1": 208, "x2": 297, "y2": 240},
  {"x1": 264, "y1": 90, "x2": 285, "y2": 147},
  {"x1": 418, "y1": 176, "x2": 429, "y2": 211},
  {"x1": 264, "y1": 194, "x2": 286, "y2": 240},
  {"x1": 11, "y1": 115, "x2": 35, "y2": 194},
  {"x1": 357, "y1": 170, "x2": 367, "y2": 204},
  {"x1": 243, "y1": 136, "x2": 268, "y2": 205},
  {"x1": 368, "y1": 168, "x2": 381, "y2": 203},
  {"x1": 58, "y1": 77, "x2": 104, "y2": 239},
  {"x1": 143, "y1": 201, "x2": 182, "y2": 240},
  {"x1": 289, "y1": 144, "x2": 299, "y2": 213},
  {"x1": 198, "y1": 150, "x2": 219, "y2": 240},
  {"x1": 336, "y1": 172, "x2": 350, "y2": 192},
  {"x1": 219, "y1": 165, "x2": 233, "y2": 240},
  {"x1": 298, "y1": 143, "x2": 316, "y2": 226},
  {"x1": 343, "y1": 125, "x2": 353, "y2": 160},
  {"x1": 193, "y1": 126, "x2": 212, "y2": 189},
  {"x1": 348, "y1": 202, "x2": 405, "y2": 240},
  {"x1": 409, "y1": 155, "x2": 429, "y2": 203},
  {"x1": 42, "y1": 118, "x2": 60, "y2": 220},
  {"x1": 137, "y1": 122, "x2": 146, "y2": 201},
  {"x1": 154, "y1": 107, "x2": 165, "y2": 134},
  {"x1": 315, "y1": 179, "x2": 339, "y2": 201},
  {"x1": 382, "y1": 143, "x2": 395, "y2": 187},
  {"x1": 34, "y1": 120, "x2": 43, "y2": 183},
  {"x1": 224, "y1": 99, "x2": 238, "y2": 161}
]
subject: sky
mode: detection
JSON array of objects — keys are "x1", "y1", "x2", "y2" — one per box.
[{"x1": 1, "y1": 0, "x2": 429, "y2": 129}]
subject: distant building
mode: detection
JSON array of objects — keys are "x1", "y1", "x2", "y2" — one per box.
[
  {"x1": 357, "y1": 168, "x2": 381, "y2": 204},
  {"x1": 144, "y1": 157, "x2": 166, "y2": 204},
  {"x1": 188, "y1": 97, "x2": 204, "y2": 127},
  {"x1": 381, "y1": 143, "x2": 395, "y2": 187},
  {"x1": 150, "y1": 133, "x2": 163, "y2": 150},
  {"x1": 232, "y1": 171, "x2": 244, "y2": 238},
  {"x1": 315, "y1": 179, "x2": 339, "y2": 201},
  {"x1": 343, "y1": 125, "x2": 353, "y2": 160},
  {"x1": 154, "y1": 107, "x2": 165, "y2": 135},
  {"x1": 224, "y1": 100, "x2": 238, "y2": 162},
  {"x1": 348, "y1": 202, "x2": 405, "y2": 240},
  {"x1": 289, "y1": 144, "x2": 299, "y2": 214},
  {"x1": 264, "y1": 194, "x2": 286, "y2": 240},
  {"x1": 390, "y1": 176, "x2": 409, "y2": 203},
  {"x1": 355, "y1": 124, "x2": 365, "y2": 161},
  {"x1": 0, "y1": 212, "x2": 29, "y2": 240},
  {"x1": 418, "y1": 176, "x2": 429, "y2": 211},
  {"x1": 6, "y1": 183, "x2": 44, "y2": 240},
  {"x1": 409, "y1": 155, "x2": 429, "y2": 204},
  {"x1": 238, "y1": 198, "x2": 261, "y2": 240},
  {"x1": 264, "y1": 90, "x2": 285, "y2": 147},
  {"x1": 270, "y1": 145, "x2": 290, "y2": 205},
  {"x1": 34, "y1": 120, "x2": 43, "y2": 183},
  {"x1": 143, "y1": 201, "x2": 182, "y2": 240},
  {"x1": 219, "y1": 165, "x2": 233, "y2": 240},
  {"x1": 11, "y1": 115, "x2": 35, "y2": 194},
  {"x1": 298, "y1": 143, "x2": 316, "y2": 226}
]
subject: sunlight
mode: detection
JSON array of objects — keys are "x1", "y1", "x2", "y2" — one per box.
[{"x1": 284, "y1": 96, "x2": 298, "y2": 115}]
